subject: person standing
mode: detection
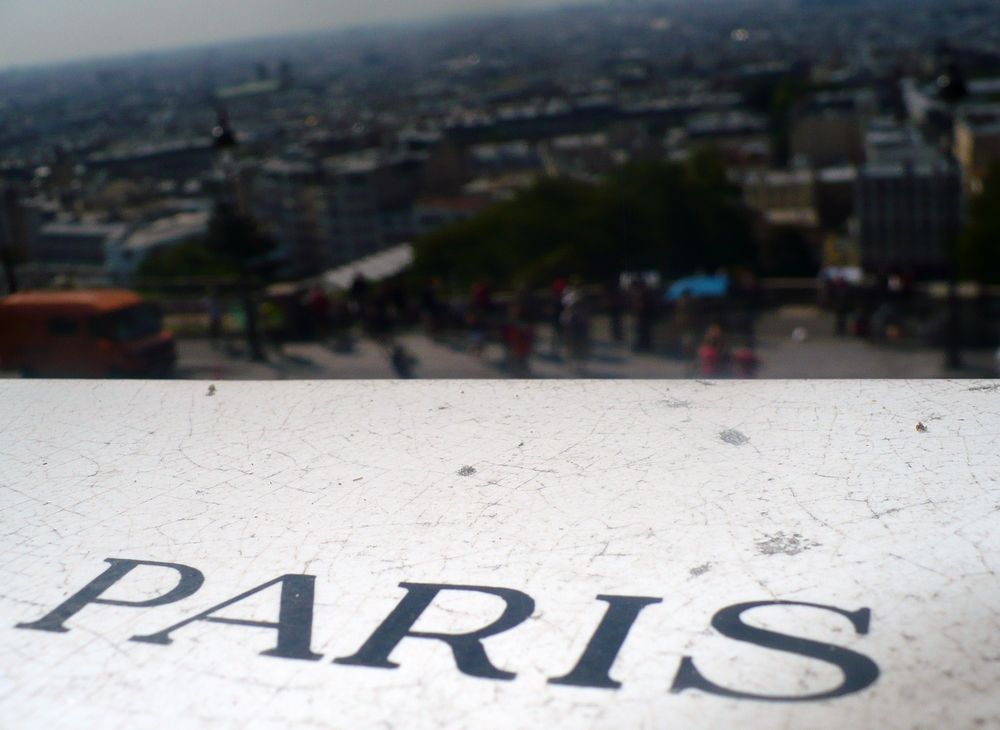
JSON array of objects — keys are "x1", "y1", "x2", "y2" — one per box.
[
  {"x1": 697, "y1": 324, "x2": 729, "y2": 378},
  {"x1": 206, "y1": 290, "x2": 223, "y2": 350},
  {"x1": 502, "y1": 300, "x2": 535, "y2": 377},
  {"x1": 259, "y1": 298, "x2": 287, "y2": 357},
  {"x1": 549, "y1": 277, "x2": 567, "y2": 358},
  {"x1": 604, "y1": 279, "x2": 624, "y2": 343},
  {"x1": 561, "y1": 285, "x2": 590, "y2": 375},
  {"x1": 631, "y1": 279, "x2": 655, "y2": 352}
]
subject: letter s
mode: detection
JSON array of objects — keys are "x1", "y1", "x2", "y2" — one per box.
[{"x1": 671, "y1": 600, "x2": 879, "y2": 701}]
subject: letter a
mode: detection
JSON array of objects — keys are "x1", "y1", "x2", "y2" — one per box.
[{"x1": 132, "y1": 574, "x2": 321, "y2": 661}]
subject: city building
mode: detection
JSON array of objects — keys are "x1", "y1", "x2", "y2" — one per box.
[
  {"x1": 322, "y1": 151, "x2": 423, "y2": 267},
  {"x1": 249, "y1": 158, "x2": 327, "y2": 277},
  {"x1": 741, "y1": 166, "x2": 857, "y2": 232},
  {"x1": 412, "y1": 195, "x2": 491, "y2": 236},
  {"x1": 684, "y1": 111, "x2": 772, "y2": 169},
  {"x1": 30, "y1": 220, "x2": 128, "y2": 270},
  {"x1": 855, "y1": 155, "x2": 961, "y2": 273},
  {"x1": 741, "y1": 169, "x2": 819, "y2": 228},
  {"x1": 790, "y1": 90, "x2": 876, "y2": 168},
  {"x1": 953, "y1": 106, "x2": 1000, "y2": 193},
  {"x1": 105, "y1": 210, "x2": 210, "y2": 283},
  {"x1": 85, "y1": 140, "x2": 216, "y2": 182}
]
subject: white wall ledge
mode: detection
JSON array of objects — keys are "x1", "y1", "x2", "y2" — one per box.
[{"x1": 1, "y1": 380, "x2": 999, "y2": 728}]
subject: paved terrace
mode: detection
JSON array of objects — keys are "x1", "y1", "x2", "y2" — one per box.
[{"x1": 174, "y1": 307, "x2": 999, "y2": 381}]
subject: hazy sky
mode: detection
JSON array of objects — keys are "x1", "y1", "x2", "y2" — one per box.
[{"x1": 0, "y1": 0, "x2": 579, "y2": 69}]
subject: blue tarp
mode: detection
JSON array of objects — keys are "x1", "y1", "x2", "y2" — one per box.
[{"x1": 664, "y1": 274, "x2": 729, "y2": 301}]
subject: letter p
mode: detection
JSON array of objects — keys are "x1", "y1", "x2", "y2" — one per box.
[{"x1": 16, "y1": 558, "x2": 204, "y2": 633}]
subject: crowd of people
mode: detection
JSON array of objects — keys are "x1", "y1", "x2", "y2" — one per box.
[{"x1": 202, "y1": 273, "x2": 763, "y2": 378}]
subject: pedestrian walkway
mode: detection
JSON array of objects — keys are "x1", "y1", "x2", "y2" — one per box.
[{"x1": 173, "y1": 310, "x2": 999, "y2": 381}]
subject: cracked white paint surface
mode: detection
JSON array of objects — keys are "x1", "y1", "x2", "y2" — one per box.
[{"x1": 1, "y1": 379, "x2": 999, "y2": 728}]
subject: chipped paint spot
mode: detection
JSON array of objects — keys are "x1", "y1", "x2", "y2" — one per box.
[
  {"x1": 755, "y1": 532, "x2": 819, "y2": 556},
  {"x1": 720, "y1": 429, "x2": 750, "y2": 446}
]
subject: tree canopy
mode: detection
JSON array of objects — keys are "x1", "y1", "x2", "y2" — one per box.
[
  {"x1": 137, "y1": 202, "x2": 277, "y2": 281},
  {"x1": 206, "y1": 200, "x2": 276, "y2": 275},
  {"x1": 960, "y1": 163, "x2": 1000, "y2": 285},
  {"x1": 412, "y1": 154, "x2": 755, "y2": 289},
  {"x1": 137, "y1": 238, "x2": 235, "y2": 279}
]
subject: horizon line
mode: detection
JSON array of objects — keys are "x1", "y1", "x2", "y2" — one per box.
[{"x1": 0, "y1": 1, "x2": 597, "y2": 74}]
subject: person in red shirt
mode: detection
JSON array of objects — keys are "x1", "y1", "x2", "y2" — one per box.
[{"x1": 697, "y1": 324, "x2": 729, "y2": 378}]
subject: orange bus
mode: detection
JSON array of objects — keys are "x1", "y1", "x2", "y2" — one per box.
[{"x1": 0, "y1": 289, "x2": 176, "y2": 377}]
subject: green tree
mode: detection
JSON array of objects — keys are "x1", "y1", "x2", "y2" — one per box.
[
  {"x1": 960, "y1": 163, "x2": 1000, "y2": 284},
  {"x1": 137, "y1": 239, "x2": 235, "y2": 279},
  {"x1": 767, "y1": 77, "x2": 809, "y2": 167},
  {"x1": 743, "y1": 75, "x2": 811, "y2": 167},
  {"x1": 205, "y1": 201, "x2": 276, "y2": 361},
  {"x1": 414, "y1": 177, "x2": 602, "y2": 287},
  {"x1": 0, "y1": 185, "x2": 27, "y2": 294},
  {"x1": 758, "y1": 226, "x2": 817, "y2": 277},
  {"x1": 411, "y1": 157, "x2": 754, "y2": 290}
]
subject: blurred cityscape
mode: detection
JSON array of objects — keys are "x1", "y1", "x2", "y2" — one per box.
[{"x1": 1, "y1": 0, "x2": 1000, "y2": 379}]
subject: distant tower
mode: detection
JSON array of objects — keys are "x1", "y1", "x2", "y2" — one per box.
[
  {"x1": 936, "y1": 63, "x2": 968, "y2": 105},
  {"x1": 934, "y1": 42, "x2": 968, "y2": 105},
  {"x1": 279, "y1": 60, "x2": 294, "y2": 91},
  {"x1": 930, "y1": 43, "x2": 966, "y2": 371},
  {"x1": 211, "y1": 108, "x2": 238, "y2": 151},
  {"x1": 211, "y1": 107, "x2": 241, "y2": 210}
]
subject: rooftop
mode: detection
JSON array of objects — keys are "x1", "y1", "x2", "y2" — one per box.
[
  {"x1": 40, "y1": 221, "x2": 129, "y2": 239},
  {"x1": 0, "y1": 288, "x2": 142, "y2": 312},
  {"x1": 323, "y1": 243, "x2": 414, "y2": 290},
  {"x1": 121, "y1": 211, "x2": 210, "y2": 253}
]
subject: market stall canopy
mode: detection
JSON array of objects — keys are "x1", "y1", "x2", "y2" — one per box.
[
  {"x1": 323, "y1": 243, "x2": 414, "y2": 291},
  {"x1": 821, "y1": 266, "x2": 864, "y2": 285},
  {"x1": 665, "y1": 273, "x2": 729, "y2": 301}
]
